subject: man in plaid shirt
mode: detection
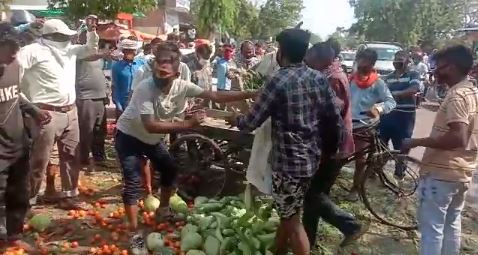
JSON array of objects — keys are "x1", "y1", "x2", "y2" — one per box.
[{"x1": 228, "y1": 28, "x2": 343, "y2": 255}]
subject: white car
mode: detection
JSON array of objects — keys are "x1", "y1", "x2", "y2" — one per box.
[
  {"x1": 356, "y1": 42, "x2": 402, "y2": 77},
  {"x1": 340, "y1": 51, "x2": 356, "y2": 74}
]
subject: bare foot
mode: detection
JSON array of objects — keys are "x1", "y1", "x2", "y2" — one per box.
[{"x1": 9, "y1": 239, "x2": 38, "y2": 254}]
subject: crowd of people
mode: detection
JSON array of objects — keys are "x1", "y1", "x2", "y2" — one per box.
[{"x1": 0, "y1": 14, "x2": 477, "y2": 255}]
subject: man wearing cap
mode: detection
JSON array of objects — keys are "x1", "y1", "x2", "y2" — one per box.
[
  {"x1": 17, "y1": 18, "x2": 99, "y2": 210},
  {"x1": 227, "y1": 29, "x2": 343, "y2": 255},
  {"x1": 112, "y1": 39, "x2": 143, "y2": 118}
]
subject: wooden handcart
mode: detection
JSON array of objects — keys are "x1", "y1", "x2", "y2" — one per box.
[{"x1": 169, "y1": 109, "x2": 255, "y2": 200}]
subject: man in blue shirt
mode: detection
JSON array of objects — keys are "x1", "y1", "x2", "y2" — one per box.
[
  {"x1": 380, "y1": 51, "x2": 420, "y2": 178},
  {"x1": 347, "y1": 49, "x2": 396, "y2": 201},
  {"x1": 214, "y1": 45, "x2": 235, "y2": 91},
  {"x1": 112, "y1": 39, "x2": 143, "y2": 118}
]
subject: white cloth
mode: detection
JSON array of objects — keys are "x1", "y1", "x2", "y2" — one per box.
[
  {"x1": 246, "y1": 119, "x2": 273, "y2": 194},
  {"x1": 246, "y1": 51, "x2": 280, "y2": 194},
  {"x1": 17, "y1": 31, "x2": 99, "y2": 106},
  {"x1": 117, "y1": 78, "x2": 204, "y2": 145}
]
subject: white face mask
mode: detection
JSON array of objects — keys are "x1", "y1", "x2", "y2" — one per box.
[{"x1": 42, "y1": 39, "x2": 71, "y2": 50}]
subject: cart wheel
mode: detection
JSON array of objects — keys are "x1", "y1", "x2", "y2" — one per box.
[
  {"x1": 223, "y1": 146, "x2": 249, "y2": 174},
  {"x1": 169, "y1": 134, "x2": 227, "y2": 200}
]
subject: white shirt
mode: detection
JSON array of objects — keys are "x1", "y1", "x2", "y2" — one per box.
[
  {"x1": 17, "y1": 32, "x2": 99, "y2": 106},
  {"x1": 410, "y1": 62, "x2": 429, "y2": 79},
  {"x1": 117, "y1": 78, "x2": 204, "y2": 144}
]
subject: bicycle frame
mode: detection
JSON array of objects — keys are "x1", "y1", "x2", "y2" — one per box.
[{"x1": 338, "y1": 125, "x2": 415, "y2": 196}]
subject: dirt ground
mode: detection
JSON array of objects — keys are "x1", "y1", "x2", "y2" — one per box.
[{"x1": 8, "y1": 141, "x2": 478, "y2": 255}]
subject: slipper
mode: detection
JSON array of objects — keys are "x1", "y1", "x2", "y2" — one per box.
[{"x1": 57, "y1": 198, "x2": 87, "y2": 211}]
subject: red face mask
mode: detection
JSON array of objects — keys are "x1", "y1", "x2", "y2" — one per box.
[{"x1": 223, "y1": 49, "x2": 234, "y2": 60}]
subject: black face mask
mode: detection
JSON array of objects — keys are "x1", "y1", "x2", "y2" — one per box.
[
  {"x1": 393, "y1": 62, "x2": 405, "y2": 70},
  {"x1": 153, "y1": 75, "x2": 170, "y2": 88}
]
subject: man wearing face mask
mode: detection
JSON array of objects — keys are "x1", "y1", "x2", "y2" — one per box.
[
  {"x1": 227, "y1": 28, "x2": 343, "y2": 255},
  {"x1": 401, "y1": 45, "x2": 478, "y2": 255},
  {"x1": 346, "y1": 48, "x2": 396, "y2": 201},
  {"x1": 182, "y1": 39, "x2": 212, "y2": 83},
  {"x1": 114, "y1": 42, "x2": 257, "y2": 254},
  {"x1": 16, "y1": 18, "x2": 99, "y2": 210},
  {"x1": 380, "y1": 51, "x2": 420, "y2": 179},
  {"x1": 235, "y1": 40, "x2": 260, "y2": 70},
  {"x1": 214, "y1": 45, "x2": 235, "y2": 92},
  {"x1": 111, "y1": 39, "x2": 142, "y2": 119}
]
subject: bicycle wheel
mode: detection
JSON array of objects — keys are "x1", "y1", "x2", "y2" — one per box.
[
  {"x1": 169, "y1": 134, "x2": 227, "y2": 200},
  {"x1": 360, "y1": 151, "x2": 420, "y2": 230}
]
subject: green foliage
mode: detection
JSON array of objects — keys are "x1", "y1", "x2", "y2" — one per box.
[
  {"x1": 328, "y1": 26, "x2": 361, "y2": 49},
  {"x1": 47, "y1": 0, "x2": 157, "y2": 21},
  {"x1": 194, "y1": 0, "x2": 237, "y2": 39},
  {"x1": 310, "y1": 33, "x2": 323, "y2": 44},
  {"x1": 230, "y1": 0, "x2": 259, "y2": 39},
  {"x1": 190, "y1": 0, "x2": 303, "y2": 40},
  {"x1": 350, "y1": 0, "x2": 465, "y2": 46},
  {"x1": 255, "y1": 0, "x2": 304, "y2": 39}
]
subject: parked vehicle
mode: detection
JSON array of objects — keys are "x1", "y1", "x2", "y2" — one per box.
[
  {"x1": 355, "y1": 42, "x2": 403, "y2": 76},
  {"x1": 340, "y1": 50, "x2": 356, "y2": 74}
]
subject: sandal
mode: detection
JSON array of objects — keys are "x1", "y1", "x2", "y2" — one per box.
[
  {"x1": 57, "y1": 198, "x2": 87, "y2": 210},
  {"x1": 155, "y1": 207, "x2": 182, "y2": 223}
]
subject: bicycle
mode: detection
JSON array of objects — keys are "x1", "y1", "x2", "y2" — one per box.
[{"x1": 338, "y1": 119, "x2": 420, "y2": 230}]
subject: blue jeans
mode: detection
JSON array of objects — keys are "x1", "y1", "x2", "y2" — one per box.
[
  {"x1": 115, "y1": 131, "x2": 178, "y2": 205},
  {"x1": 418, "y1": 176, "x2": 469, "y2": 255},
  {"x1": 379, "y1": 111, "x2": 416, "y2": 176}
]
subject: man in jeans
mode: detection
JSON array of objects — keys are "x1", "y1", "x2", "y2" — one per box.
[
  {"x1": 402, "y1": 45, "x2": 478, "y2": 255},
  {"x1": 17, "y1": 19, "x2": 98, "y2": 209},
  {"x1": 115, "y1": 42, "x2": 257, "y2": 254}
]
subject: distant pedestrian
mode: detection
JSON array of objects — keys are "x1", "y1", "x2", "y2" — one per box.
[{"x1": 112, "y1": 39, "x2": 142, "y2": 118}]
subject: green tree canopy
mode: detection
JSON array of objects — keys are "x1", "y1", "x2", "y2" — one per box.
[
  {"x1": 192, "y1": 0, "x2": 237, "y2": 40},
  {"x1": 47, "y1": 0, "x2": 157, "y2": 21},
  {"x1": 254, "y1": 0, "x2": 304, "y2": 39},
  {"x1": 350, "y1": 0, "x2": 465, "y2": 46}
]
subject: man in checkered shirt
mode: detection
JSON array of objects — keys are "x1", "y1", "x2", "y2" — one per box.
[{"x1": 228, "y1": 28, "x2": 343, "y2": 255}]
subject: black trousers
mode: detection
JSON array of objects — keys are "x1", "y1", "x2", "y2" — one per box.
[
  {"x1": 302, "y1": 158, "x2": 360, "y2": 246},
  {"x1": 0, "y1": 152, "x2": 30, "y2": 241}
]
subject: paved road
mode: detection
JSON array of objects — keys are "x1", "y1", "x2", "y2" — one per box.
[{"x1": 409, "y1": 103, "x2": 439, "y2": 160}]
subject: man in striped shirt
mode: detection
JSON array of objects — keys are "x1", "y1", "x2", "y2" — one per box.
[{"x1": 380, "y1": 51, "x2": 420, "y2": 179}]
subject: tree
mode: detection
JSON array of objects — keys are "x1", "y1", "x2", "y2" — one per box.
[
  {"x1": 309, "y1": 33, "x2": 322, "y2": 44},
  {"x1": 350, "y1": 0, "x2": 465, "y2": 46},
  {"x1": 329, "y1": 26, "x2": 361, "y2": 49},
  {"x1": 230, "y1": 0, "x2": 259, "y2": 39},
  {"x1": 254, "y1": 0, "x2": 304, "y2": 39},
  {"x1": 193, "y1": 0, "x2": 237, "y2": 40},
  {"x1": 47, "y1": 0, "x2": 157, "y2": 21}
]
